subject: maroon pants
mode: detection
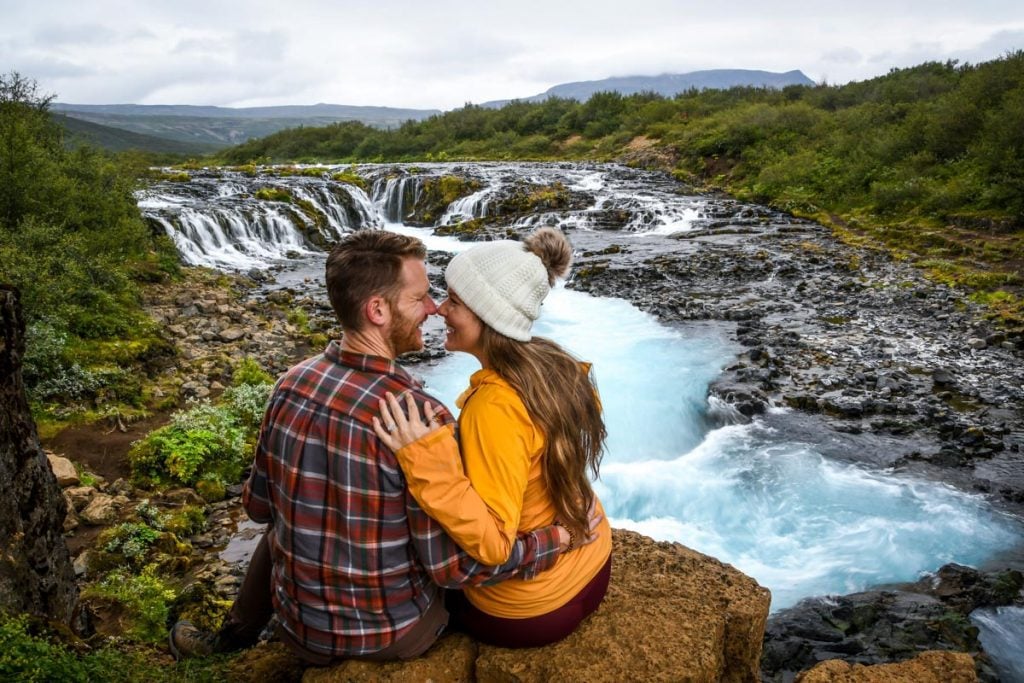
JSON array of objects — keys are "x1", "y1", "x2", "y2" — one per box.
[{"x1": 445, "y1": 556, "x2": 611, "y2": 649}]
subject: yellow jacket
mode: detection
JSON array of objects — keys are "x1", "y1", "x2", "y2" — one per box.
[{"x1": 396, "y1": 368, "x2": 612, "y2": 618}]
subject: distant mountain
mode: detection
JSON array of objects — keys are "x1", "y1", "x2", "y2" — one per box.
[
  {"x1": 483, "y1": 69, "x2": 815, "y2": 107},
  {"x1": 52, "y1": 103, "x2": 441, "y2": 149},
  {"x1": 54, "y1": 113, "x2": 222, "y2": 155}
]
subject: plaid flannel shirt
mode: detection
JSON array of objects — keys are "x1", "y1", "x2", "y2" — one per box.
[{"x1": 242, "y1": 341, "x2": 561, "y2": 657}]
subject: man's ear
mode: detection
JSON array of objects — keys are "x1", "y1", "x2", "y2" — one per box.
[{"x1": 364, "y1": 294, "x2": 390, "y2": 327}]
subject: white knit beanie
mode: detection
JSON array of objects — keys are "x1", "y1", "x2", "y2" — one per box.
[{"x1": 445, "y1": 240, "x2": 553, "y2": 342}]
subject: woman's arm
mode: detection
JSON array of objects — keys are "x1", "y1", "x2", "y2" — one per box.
[{"x1": 375, "y1": 391, "x2": 527, "y2": 565}]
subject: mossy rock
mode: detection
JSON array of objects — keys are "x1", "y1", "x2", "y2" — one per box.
[{"x1": 405, "y1": 175, "x2": 482, "y2": 226}]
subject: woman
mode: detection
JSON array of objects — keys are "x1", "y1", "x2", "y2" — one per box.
[{"x1": 374, "y1": 226, "x2": 612, "y2": 649}]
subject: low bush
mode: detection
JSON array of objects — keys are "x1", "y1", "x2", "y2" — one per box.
[
  {"x1": 128, "y1": 402, "x2": 248, "y2": 487},
  {"x1": 231, "y1": 356, "x2": 275, "y2": 386},
  {"x1": 0, "y1": 613, "x2": 171, "y2": 682},
  {"x1": 81, "y1": 567, "x2": 176, "y2": 644}
]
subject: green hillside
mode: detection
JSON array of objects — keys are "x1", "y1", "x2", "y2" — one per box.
[
  {"x1": 55, "y1": 113, "x2": 222, "y2": 154},
  {"x1": 52, "y1": 103, "x2": 440, "y2": 148}
]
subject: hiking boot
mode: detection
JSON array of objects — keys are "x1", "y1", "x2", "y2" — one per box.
[{"x1": 169, "y1": 620, "x2": 219, "y2": 660}]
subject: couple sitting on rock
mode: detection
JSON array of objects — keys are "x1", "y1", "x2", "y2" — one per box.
[{"x1": 170, "y1": 226, "x2": 612, "y2": 663}]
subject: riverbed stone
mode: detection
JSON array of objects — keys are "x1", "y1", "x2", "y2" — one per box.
[
  {"x1": 46, "y1": 453, "x2": 79, "y2": 487},
  {"x1": 219, "y1": 327, "x2": 247, "y2": 342},
  {"x1": 79, "y1": 493, "x2": 121, "y2": 526},
  {"x1": 63, "y1": 486, "x2": 96, "y2": 511}
]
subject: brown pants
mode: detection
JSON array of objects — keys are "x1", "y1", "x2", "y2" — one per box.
[{"x1": 220, "y1": 530, "x2": 448, "y2": 665}]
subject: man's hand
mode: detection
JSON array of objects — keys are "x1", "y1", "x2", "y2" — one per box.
[
  {"x1": 556, "y1": 500, "x2": 604, "y2": 553},
  {"x1": 373, "y1": 391, "x2": 445, "y2": 451}
]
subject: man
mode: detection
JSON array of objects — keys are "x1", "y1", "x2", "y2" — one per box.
[{"x1": 170, "y1": 230, "x2": 571, "y2": 664}]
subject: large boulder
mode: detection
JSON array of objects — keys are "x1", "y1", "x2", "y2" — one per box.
[
  {"x1": 0, "y1": 286, "x2": 77, "y2": 623},
  {"x1": 795, "y1": 650, "x2": 977, "y2": 682},
  {"x1": 301, "y1": 529, "x2": 770, "y2": 682}
]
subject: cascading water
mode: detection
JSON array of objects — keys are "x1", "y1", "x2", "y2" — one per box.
[
  {"x1": 137, "y1": 171, "x2": 380, "y2": 269},
  {"x1": 140, "y1": 164, "x2": 1023, "y2": 661},
  {"x1": 972, "y1": 606, "x2": 1024, "y2": 681}
]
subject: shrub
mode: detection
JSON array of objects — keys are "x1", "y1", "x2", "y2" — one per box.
[
  {"x1": 231, "y1": 356, "x2": 274, "y2": 387},
  {"x1": 128, "y1": 402, "x2": 247, "y2": 487},
  {"x1": 0, "y1": 613, "x2": 168, "y2": 682},
  {"x1": 223, "y1": 382, "x2": 273, "y2": 429},
  {"x1": 163, "y1": 505, "x2": 207, "y2": 537},
  {"x1": 22, "y1": 321, "x2": 100, "y2": 402},
  {"x1": 98, "y1": 522, "x2": 161, "y2": 568},
  {"x1": 82, "y1": 567, "x2": 176, "y2": 643}
]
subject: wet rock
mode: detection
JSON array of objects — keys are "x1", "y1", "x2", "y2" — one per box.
[
  {"x1": 266, "y1": 290, "x2": 293, "y2": 305},
  {"x1": 72, "y1": 550, "x2": 91, "y2": 577},
  {"x1": 46, "y1": 453, "x2": 80, "y2": 487},
  {"x1": 796, "y1": 650, "x2": 977, "y2": 682},
  {"x1": 761, "y1": 582, "x2": 1006, "y2": 682},
  {"x1": 163, "y1": 488, "x2": 206, "y2": 506},
  {"x1": 911, "y1": 563, "x2": 1024, "y2": 613},
  {"x1": 967, "y1": 338, "x2": 987, "y2": 350}
]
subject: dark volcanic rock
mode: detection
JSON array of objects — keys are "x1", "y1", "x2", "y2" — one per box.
[
  {"x1": 761, "y1": 563, "x2": 1023, "y2": 681},
  {"x1": 0, "y1": 286, "x2": 78, "y2": 624}
]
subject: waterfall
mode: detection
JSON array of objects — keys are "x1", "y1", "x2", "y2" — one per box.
[
  {"x1": 139, "y1": 163, "x2": 720, "y2": 271},
  {"x1": 138, "y1": 169, "x2": 383, "y2": 270},
  {"x1": 371, "y1": 174, "x2": 424, "y2": 223},
  {"x1": 439, "y1": 188, "x2": 492, "y2": 225}
]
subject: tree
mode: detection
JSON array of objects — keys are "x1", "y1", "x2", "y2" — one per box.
[{"x1": 0, "y1": 72, "x2": 60, "y2": 231}]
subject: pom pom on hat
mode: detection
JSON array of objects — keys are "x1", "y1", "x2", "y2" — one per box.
[{"x1": 445, "y1": 227, "x2": 571, "y2": 341}]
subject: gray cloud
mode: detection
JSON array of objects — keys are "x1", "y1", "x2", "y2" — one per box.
[{"x1": 2, "y1": 0, "x2": 1021, "y2": 108}]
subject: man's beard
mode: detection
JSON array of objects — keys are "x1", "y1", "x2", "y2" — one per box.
[{"x1": 389, "y1": 309, "x2": 423, "y2": 356}]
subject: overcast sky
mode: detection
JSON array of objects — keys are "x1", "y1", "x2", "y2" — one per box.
[{"x1": 2, "y1": 0, "x2": 1022, "y2": 111}]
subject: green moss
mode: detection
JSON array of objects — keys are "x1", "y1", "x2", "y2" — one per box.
[
  {"x1": 195, "y1": 476, "x2": 227, "y2": 503},
  {"x1": 277, "y1": 166, "x2": 326, "y2": 178},
  {"x1": 406, "y1": 175, "x2": 482, "y2": 225},
  {"x1": 434, "y1": 217, "x2": 487, "y2": 237},
  {"x1": 331, "y1": 169, "x2": 368, "y2": 191},
  {"x1": 228, "y1": 164, "x2": 258, "y2": 177},
  {"x1": 147, "y1": 170, "x2": 191, "y2": 182},
  {"x1": 254, "y1": 187, "x2": 292, "y2": 203},
  {"x1": 574, "y1": 262, "x2": 609, "y2": 280},
  {"x1": 286, "y1": 307, "x2": 311, "y2": 333},
  {"x1": 293, "y1": 198, "x2": 326, "y2": 229}
]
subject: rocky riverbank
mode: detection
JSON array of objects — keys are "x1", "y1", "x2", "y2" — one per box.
[{"x1": 558, "y1": 186, "x2": 1024, "y2": 511}]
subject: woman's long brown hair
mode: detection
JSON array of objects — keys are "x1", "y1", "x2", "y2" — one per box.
[{"x1": 479, "y1": 327, "x2": 606, "y2": 541}]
